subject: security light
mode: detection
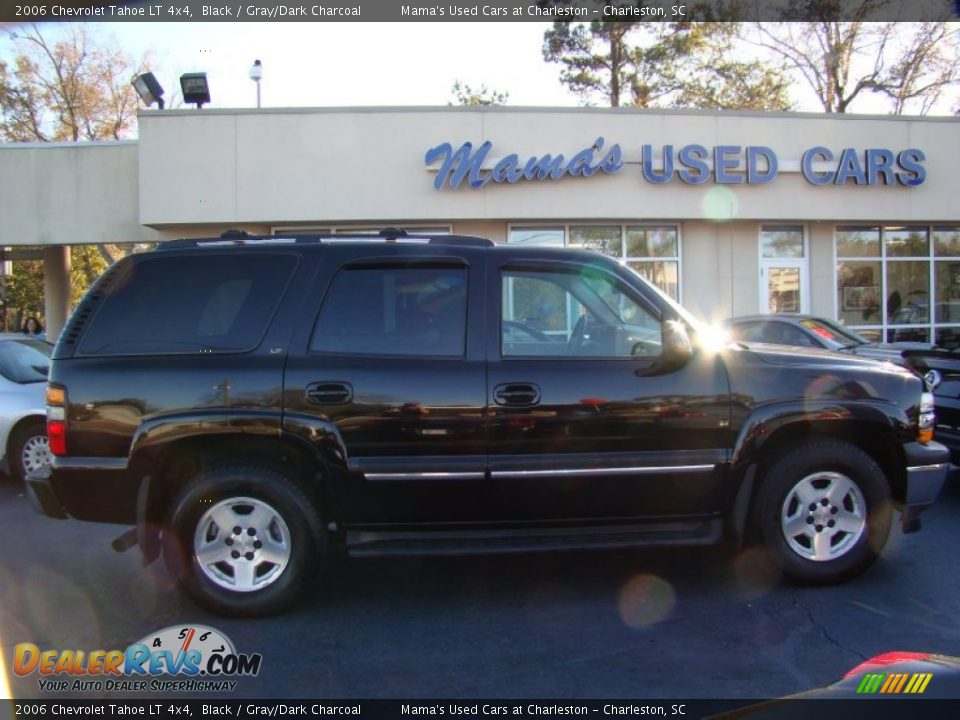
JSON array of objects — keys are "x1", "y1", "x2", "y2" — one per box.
[
  {"x1": 131, "y1": 72, "x2": 165, "y2": 109},
  {"x1": 249, "y1": 60, "x2": 262, "y2": 108},
  {"x1": 180, "y1": 73, "x2": 211, "y2": 109}
]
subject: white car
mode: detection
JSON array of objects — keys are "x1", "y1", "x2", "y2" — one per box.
[{"x1": 0, "y1": 334, "x2": 52, "y2": 479}]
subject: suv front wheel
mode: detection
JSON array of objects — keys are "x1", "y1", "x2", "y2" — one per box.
[
  {"x1": 754, "y1": 439, "x2": 892, "y2": 584},
  {"x1": 162, "y1": 463, "x2": 324, "y2": 616}
]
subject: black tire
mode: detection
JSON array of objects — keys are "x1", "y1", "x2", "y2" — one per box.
[
  {"x1": 10, "y1": 419, "x2": 51, "y2": 480},
  {"x1": 162, "y1": 463, "x2": 324, "y2": 617},
  {"x1": 752, "y1": 439, "x2": 892, "y2": 584}
]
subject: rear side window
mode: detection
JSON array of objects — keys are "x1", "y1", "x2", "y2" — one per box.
[
  {"x1": 311, "y1": 265, "x2": 467, "y2": 357},
  {"x1": 0, "y1": 339, "x2": 52, "y2": 383},
  {"x1": 77, "y1": 254, "x2": 296, "y2": 355},
  {"x1": 731, "y1": 322, "x2": 770, "y2": 343}
]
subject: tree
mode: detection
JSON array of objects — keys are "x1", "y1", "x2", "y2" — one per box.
[
  {"x1": 543, "y1": 19, "x2": 793, "y2": 110},
  {"x1": 0, "y1": 246, "x2": 114, "y2": 331},
  {"x1": 749, "y1": 2, "x2": 960, "y2": 114},
  {"x1": 670, "y1": 56, "x2": 794, "y2": 111},
  {"x1": 450, "y1": 80, "x2": 509, "y2": 106},
  {"x1": 0, "y1": 23, "x2": 146, "y2": 141},
  {"x1": 1, "y1": 259, "x2": 45, "y2": 331},
  {"x1": 543, "y1": 20, "x2": 636, "y2": 107}
]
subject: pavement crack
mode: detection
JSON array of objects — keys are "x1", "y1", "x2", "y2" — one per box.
[{"x1": 791, "y1": 592, "x2": 866, "y2": 662}]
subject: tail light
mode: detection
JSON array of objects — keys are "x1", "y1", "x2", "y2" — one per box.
[
  {"x1": 46, "y1": 385, "x2": 67, "y2": 456},
  {"x1": 918, "y1": 391, "x2": 935, "y2": 444}
]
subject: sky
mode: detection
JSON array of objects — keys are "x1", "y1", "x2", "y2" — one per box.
[
  {"x1": 0, "y1": 21, "x2": 957, "y2": 115},
  {"x1": 3, "y1": 23, "x2": 576, "y2": 109}
]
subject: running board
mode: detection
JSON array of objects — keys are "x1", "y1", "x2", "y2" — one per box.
[{"x1": 345, "y1": 520, "x2": 722, "y2": 557}]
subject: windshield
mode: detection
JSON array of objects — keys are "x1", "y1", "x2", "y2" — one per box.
[
  {"x1": 0, "y1": 338, "x2": 53, "y2": 384},
  {"x1": 800, "y1": 318, "x2": 869, "y2": 347}
]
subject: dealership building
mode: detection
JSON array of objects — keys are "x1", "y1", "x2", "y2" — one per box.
[{"x1": 1, "y1": 106, "x2": 958, "y2": 342}]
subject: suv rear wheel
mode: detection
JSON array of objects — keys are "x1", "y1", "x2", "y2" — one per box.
[
  {"x1": 753, "y1": 439, "x2": 892, "y2": 584},
  {"x1": 162, "y1": 463, "x2": 324, "y2": 616}
]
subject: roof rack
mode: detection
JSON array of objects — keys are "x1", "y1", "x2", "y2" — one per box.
[{"x1": 158, "y1": 228, "x2": 494, "y2": 250}]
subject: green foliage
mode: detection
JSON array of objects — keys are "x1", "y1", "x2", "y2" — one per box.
[
  {"x1": 450, "y1": 80, "x2": 509, "y2": 106},
  {"x1": 2, "y1": 260, "x2": 45, "y2": 328},
  {"x1": 543, "y1": 20, "x2": 794, "y2": 111},
  {"x1": 69, "y1": 246, "x2": 108, "y2": 306},
  {"x1": 1, "y1": 246, "x2": 112, "y2": 330},
  {"x1": 671, "y1": 56, "x2": 794, "y2": 111}
]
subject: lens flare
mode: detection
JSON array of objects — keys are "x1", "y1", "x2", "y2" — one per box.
[
  {"x1": 697, "y1": 323, "x2": 732, "y2": 354},
  {"x1": 0, "y1": 630, "x2": 12, "y2": 699},
  {"x1": 702, "y1": 186, "x2": 738, "y2": 222},
  {"x1": 731, "y1": 547, "x2": 780, "y2": 600},
  {"x1": 618, "y1": 574, "x2": 676, "y2": 628}
]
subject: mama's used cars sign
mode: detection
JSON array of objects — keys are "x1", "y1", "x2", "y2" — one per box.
[{"x1": 424, "y1": 138, "x2": 926, "y2": 189}]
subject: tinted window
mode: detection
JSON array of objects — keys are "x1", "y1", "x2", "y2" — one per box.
[
  {"x1": 730, "y1": 322, "x2": 770, "y2": 343},
  {"x1": 776, "y1": 323, "x2": 818, "y2": 347},
  {"x1": 502, "y1": 268, "x2": 661, "y2": 358},
  {"x1": 734, "y1": 321, "x2": 818, "y2": 347},
  {"x1": 800, "y1": 318, "x2": 866, "y2": 346},
  {"x1": 78, "y1": 254, "x2": 296, "y2": 355},
  {"x1": 0, "y1": 339, "x2": 52, "y2": 383},
  {"x1": 312, "y1": 266, "x2": 467, "y2": 357}
]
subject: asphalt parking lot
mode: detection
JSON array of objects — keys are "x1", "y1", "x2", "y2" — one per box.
[{"x1": 1, "y1": 472, "x2": 959, "y2": 701}]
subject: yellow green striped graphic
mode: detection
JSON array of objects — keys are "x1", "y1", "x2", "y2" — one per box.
[{"x1": 856, "y1": 672, "x2": 933, "y2": 694}]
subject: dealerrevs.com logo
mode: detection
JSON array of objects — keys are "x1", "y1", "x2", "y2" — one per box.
[{"x1": 13, "y1": 625, "x2": 262, "y2": 692}]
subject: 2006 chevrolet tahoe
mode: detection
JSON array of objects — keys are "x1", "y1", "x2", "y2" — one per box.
[{"x1": 27, "y1": 230, "x2": 949, "y2": 616}]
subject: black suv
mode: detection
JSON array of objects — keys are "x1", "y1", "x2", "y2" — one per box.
[{"x1": 27, "y1": 231, "x2": 949, "y2": 616}]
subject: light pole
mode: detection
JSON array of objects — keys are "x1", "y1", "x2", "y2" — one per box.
[{"x1": 249, "y1": 59, "x2": 262, "y2": 108}]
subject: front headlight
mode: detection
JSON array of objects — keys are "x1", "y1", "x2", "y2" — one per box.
[{"x1": 918, "y1": 391, "x2": 935, "y2": 444}]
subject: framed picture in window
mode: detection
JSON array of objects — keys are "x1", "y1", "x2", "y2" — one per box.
[{"x1": 842, "y1": 285, "x2": 879, "y2": 311}]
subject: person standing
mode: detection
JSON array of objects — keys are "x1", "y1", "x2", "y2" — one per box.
[{"x1": 21, "y1": 316, "x2": 45, "y2": 340}]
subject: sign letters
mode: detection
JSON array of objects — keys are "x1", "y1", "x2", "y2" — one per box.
[{"x1": 425, "y1": 138, "x2": 926, "y2": 189}]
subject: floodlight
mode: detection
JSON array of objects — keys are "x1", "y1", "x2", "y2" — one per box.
[
  {"x1": 180, "y1": 73, "x2": 211, "y2": 109},
  {"x1": 131, "y1": 72, "x2": 165, "y2": 109}
]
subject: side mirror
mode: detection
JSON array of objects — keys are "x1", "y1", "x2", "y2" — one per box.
[{"x1": 661, "y1": 319, "x2": 694, "y2": 368}]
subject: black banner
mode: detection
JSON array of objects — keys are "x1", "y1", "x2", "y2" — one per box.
[
  {"x1": 3, "y1": 699, "x2": 960, "y2": 720},
  {"x1": 1, "y1": 0, "x2": 957, "y2": 24}
]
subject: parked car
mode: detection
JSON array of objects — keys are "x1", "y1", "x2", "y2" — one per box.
[
  {"x1": 727, "y1": 314, "x2": 960, "y2": 465},
  {"x1": 726, "y1": 314, "x2": 933, "y2": 366},
  {"x1": 0, "y1": 334, "x2": 53, "y2": 480},
  {"x1": 27, "y1": 231, "x2": 948, "y2": 616},
  {"x1": 897, "y1": 348, "x2": 960, "y2": 465}
]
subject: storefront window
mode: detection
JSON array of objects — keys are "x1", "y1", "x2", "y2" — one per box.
[
  {"x1": 934, "y1": 227, "x2": 960, "y2": 257},
  {"x1": 509, "y1": 224, "x2": 681, "y2": 301},
  {"x1": 508, "y1": 227, "x2": 564, "y2": 247},
  {"x1": 272, "y1": 225, "x2": 450, "y2": 235},
  {"x1": 836, "y1": 225, "x2": 957, "y2": 347},
  {"x1": 934, "y1": 260, "x2": 960, "y2": 323},
  {"x1": 836, "y1": 227, "x2": 880, "y2": 258},
  {"x1": 568, "y1": 227, "x2": 622, "y2": 257},
  {"x1": 837, "y1": 261, "x2": 881, "y2": 327},
  {"x1": 626, "y1": 227, "x2": 678, "y2": 258},
  {"x1": 629, "y1": 261, "x2": 679, "y2": 302},
  {"x1": 761, "y1": 226, "x2": 804, "y2": 258},
  {"x1": 885, "y1": 226, "x2": 929, "y2": 258}
]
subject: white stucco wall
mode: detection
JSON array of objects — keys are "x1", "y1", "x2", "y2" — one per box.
[
  {"x1": 0, "y1": 142, "x2": 163, "y2": 246},
  {"x1": 133, "y1": 107, "x2": 960, "y2": 228}
]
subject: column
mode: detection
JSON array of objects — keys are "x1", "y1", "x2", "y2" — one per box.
[{"x1": 43, "y1": 246, "x2": 71, "y2": 342}]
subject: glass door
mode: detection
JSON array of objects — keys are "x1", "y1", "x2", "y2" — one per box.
[{"x1": 759, "y1": 226, "x2": 808, "y2": 314}]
